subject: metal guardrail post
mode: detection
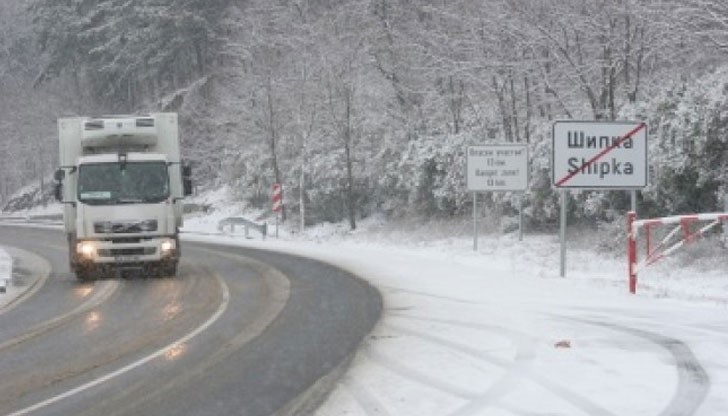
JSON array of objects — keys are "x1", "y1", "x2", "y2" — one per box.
[{"x1": 217, "y1": 217, "x2": 268, "y2": 239}]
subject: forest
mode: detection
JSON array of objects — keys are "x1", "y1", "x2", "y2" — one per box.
[{"x1": 2, "y1": 0, "x2": 728, "y2": 231}]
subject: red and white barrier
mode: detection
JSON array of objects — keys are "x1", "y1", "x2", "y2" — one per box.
[
  {"x1": 627, "y1": 211, "x2": 728, "y2": 294},
  {"x1": 271, "y1": 183, "x2": 283, "y2": 213}
]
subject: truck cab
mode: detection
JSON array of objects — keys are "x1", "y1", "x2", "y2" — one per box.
[{"x1": 54, "y1": 113, "x2": 192, "y2": 280}]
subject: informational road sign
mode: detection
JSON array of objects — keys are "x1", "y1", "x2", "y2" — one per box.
[
  {"x1": 466, "y1": 145, "x2": 528, "y2": 192},
  {"x1": 552, "y1": 121, "x2": 647, "y2": 189}
]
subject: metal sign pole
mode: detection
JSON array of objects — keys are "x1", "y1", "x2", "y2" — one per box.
[
  {"x1": 560, "y1": 190, "x2": 567, "y2": 277},
  {"x1": 630, "y1": 190, "x2": 637, "y2": 213},
  {"x1": 473, "y1": 192, "x2": 478, "y2": 251},
  {"x1": 519, "y1": 192, "x2": 524, "y2": 242}
]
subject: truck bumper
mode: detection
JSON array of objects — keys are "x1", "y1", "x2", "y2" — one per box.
[{"x1": 73, "y1": 236, "x2": 179, "y2": 266}]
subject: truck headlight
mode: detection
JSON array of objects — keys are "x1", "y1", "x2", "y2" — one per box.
[
  {"x1": 160, "y1": 239, "x2": 175, "y2": 253},
  {"x1": 77, "y1": 241, "x2": 96, "y2": 258}
]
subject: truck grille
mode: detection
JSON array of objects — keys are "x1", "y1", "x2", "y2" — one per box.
[
  {"x1": 105, "y1": 237, "x2": 154, "y2": 244},
  {"x1": 94, "y1": 220, "x2": 157, "y2": 234},
  {"x1": 97, "y1": 247, "x2": 156, "y2": 257}
]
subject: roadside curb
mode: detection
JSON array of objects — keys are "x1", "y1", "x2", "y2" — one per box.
[{"x1": 0, "y1": 246, "x2": 50, "y2": 314}]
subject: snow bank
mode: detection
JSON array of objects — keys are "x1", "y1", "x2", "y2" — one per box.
[{"x1": 0, "y1": 247, "x2": 12, "y2": 294}]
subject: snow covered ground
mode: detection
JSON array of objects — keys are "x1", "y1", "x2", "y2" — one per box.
[
  {"x1": 182, "y1": 205, "x2": 728, "y2": 416},
  {"x1": 2, "y1": 194, "x2": 728, "y2": 414},
  {"x1": 0, "y1": 246, "x2": 12, "y2": 297}
]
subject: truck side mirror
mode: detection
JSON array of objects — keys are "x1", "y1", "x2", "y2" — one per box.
[
  {"x1": 53, "y1": 169, "x2": 65, "y2": 201},
  {"x1": 183, "y1": 178, "x2": 193, "y2": 196},
  {"x1": 181, "y1": 164, "x2": 193, "y2": 196},
  {"x1": 53, "y1": 183, "x2": 63, "y2": 201}
]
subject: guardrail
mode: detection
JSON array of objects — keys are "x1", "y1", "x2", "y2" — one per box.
[
  {"x1": 217, "y1": 217, "x2": 267, "y2": 239},
  {"x1": 0, "y1": 214, "x2": 63, "y2": 225}
]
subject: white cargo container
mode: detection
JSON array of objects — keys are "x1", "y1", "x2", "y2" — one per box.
[{"x1": 54, "y1": 113, "x2": 192, "y2": 280}]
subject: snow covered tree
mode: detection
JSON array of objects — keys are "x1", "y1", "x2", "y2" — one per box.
[{"x1": 29, "y1": 0, "x2": 231, "y2": 110}]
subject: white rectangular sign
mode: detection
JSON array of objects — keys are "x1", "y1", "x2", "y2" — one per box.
[
  {"x1": 552, "y1": 121, "x2": 648, "y2": 189},
  {"x1": 467, "y1": 145, "x2": 528, "y2": 191}
]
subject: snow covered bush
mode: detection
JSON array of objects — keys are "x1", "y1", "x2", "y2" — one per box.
[{"x1": 638, "y1": 67, "x2": 728, "y2": 217}]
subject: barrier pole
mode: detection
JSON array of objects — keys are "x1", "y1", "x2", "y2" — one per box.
[{"x1": 627, "y1": 211, "x2": 637, "y2": 294}]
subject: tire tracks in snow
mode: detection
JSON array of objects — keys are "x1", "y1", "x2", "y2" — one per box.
[
  {"x1": 350, "y1": 314, "x2": 617, "y2": 416},
  {"x1": 348, "y1": 312, "x2": 708, "y2": 416},
  {"x1": 572, "y1": 318, "x2": 710, "y2": 416}
]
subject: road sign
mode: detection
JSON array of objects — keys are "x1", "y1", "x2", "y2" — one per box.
[
  {"x1": 271, "y1": 183, "x2": 283, "y2": 212},
  {"x1": 466, "y1": 144, "x2": 528, "y2": 192},
  {"x1": 552, "y1": 121, "x2": 647, "y2": 189}
]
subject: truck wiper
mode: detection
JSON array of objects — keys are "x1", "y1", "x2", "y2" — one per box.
[{"x1": 117, "y1": 198, "x2": 144, "y2": 204}]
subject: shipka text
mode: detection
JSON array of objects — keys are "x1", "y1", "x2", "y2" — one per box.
[
  {"x1": 567, "y1": 131, "x2": 633, "y2": 149},
  {"x1": 567, "y1": 157, "x2": 634, "y2": 179}
]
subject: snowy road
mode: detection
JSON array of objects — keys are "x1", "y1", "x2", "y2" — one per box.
[
  {"x1": 0, "y1": 225, "x2": 380, "y2": 416},
  {"x1": 180, "y1": 232, "x2": 726, "y2": 416},
  {"x1": 2, "y1": 217, "x2": 727, "y2": 415}
]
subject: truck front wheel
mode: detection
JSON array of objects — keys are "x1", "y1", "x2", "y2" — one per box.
[
  {"x1": 75, "y1": 265, "x2": 94, "y2": 282},
  {"x1": 161, "y1": 262, "x2": 178, "y2": 277},
  {"x1": 148, "y1": 261, "x2": 177, "y2": 277}
]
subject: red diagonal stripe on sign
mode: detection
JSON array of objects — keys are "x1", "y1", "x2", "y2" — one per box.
[{"x1": 555, "y1": 122, "x2": 646, "y2": 187}]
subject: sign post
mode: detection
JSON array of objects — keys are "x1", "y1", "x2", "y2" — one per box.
[
  {"x1": 467, "y1": 144, "x2": 529, "y2": 251},
  {"x1": 552, "y1": 121, "x2": 648, "y2": 276},
  {"x1": 560, "y1": 190, "x2": 567, "y2": 277},
  {"x1": 473, "y1": 192, "x2": 478, "y2": 251}
]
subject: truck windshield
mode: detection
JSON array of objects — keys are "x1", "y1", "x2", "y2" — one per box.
[{"x1": 77, "y1": 161, "x2": 170, "y2": 205}]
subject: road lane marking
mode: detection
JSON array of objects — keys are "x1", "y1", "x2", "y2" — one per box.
[
  {"x1": 0, "y1": 280, "x2": 119, "y2": 351},
  {"x1": 7, "y1": 272, "x2": 230, "y2": 416},
  {"x1": 93, "y1": 247, "x2": 294, "y2": 409}
]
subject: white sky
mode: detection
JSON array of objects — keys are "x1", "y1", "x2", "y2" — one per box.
[{"x1": 2, "y1": 201, "x2": 727, "y2": 415}]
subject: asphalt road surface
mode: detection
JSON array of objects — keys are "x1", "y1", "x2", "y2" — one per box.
[{"x1": 0, "y1": 225, "x2": 382, "y2": 416}]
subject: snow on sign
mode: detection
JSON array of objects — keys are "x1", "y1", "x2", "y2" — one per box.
[
  {"x1": 466, "y1": 145, "x2": 528, "y2": 191},
  {"x1": 552, "y1": 121, "x2": 647, "y2": 189}
]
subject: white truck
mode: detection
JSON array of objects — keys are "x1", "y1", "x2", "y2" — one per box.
[{"x1": 54, "y1": 113, "x2": 192, "y2": 280}]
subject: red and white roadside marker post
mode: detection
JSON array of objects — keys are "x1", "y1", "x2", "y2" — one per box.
[
  {"x1": 271, "y1": 183, "x2": 283, "y2": 238},
  {"x1": 552, "y1": 121, "x2": 648, "y2": 277},
  {"x1": 627, "y1": 211, "x2": 638, "y2": 293}
]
